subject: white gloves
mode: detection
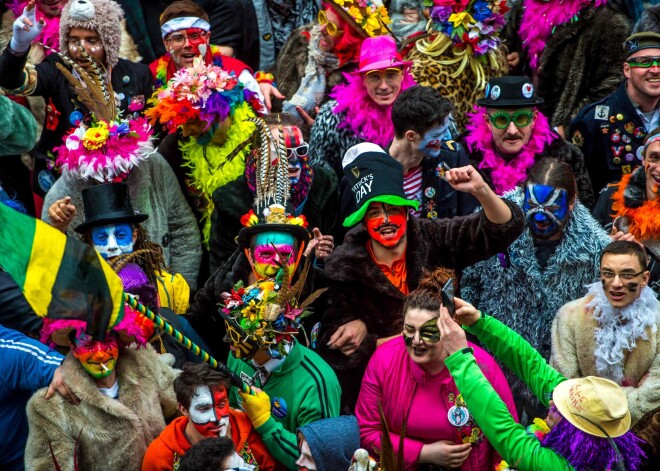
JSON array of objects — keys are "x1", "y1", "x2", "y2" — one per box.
[{"x1": 10, "y1": 4, "x2": 45, "y2": 53}]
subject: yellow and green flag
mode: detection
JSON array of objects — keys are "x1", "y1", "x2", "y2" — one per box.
[{"x1": 0, "y1": 202, "x2": 125, "y2": 340}]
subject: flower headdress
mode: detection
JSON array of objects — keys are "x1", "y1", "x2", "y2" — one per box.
[
  {"x1": 418, "y1": 0, "x2": 509, "y2": 89},
  {"x1": 326, "y1": 0, "x2": 392, "y2": 38},
  {"x1": 220, "y1": 260, "x2": 325, "y2": 358},
  {"x1": 49, "y1": 42, "x2": 154, "y2": 182},
  {"x1": 146, "y1": 56, "x2": 259, "y2": 133}
]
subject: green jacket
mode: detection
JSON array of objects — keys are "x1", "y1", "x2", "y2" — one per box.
[
  {"x1": 444, "y1": 314, "x2": 573, "y2": 470},
  {"x1": 228, "y1": 341, "x2": 341, "y2": 470}
]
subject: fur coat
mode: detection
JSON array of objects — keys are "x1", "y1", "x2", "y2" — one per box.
[
  {"x1": 319, "y1": 199, "x2": 525, "y2": 411},
  {"x1": 460, "y1": 188, "x2": 611, "y2": 406},
  {"x1": 41, "y1": 152, "x2": 203, "y2": 289},
  {"x1": 24, "y1": 344, "x2": 179, "y2": 471},
  {"x1": 502, "y1": 1, "x2": 631, "y2": 128},
  {"x1": 551, "y1": 291, "x2": 660, "y2": 424}
]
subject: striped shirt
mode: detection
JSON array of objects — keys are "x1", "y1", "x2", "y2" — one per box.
[{"x1": 403, "y1": 166, "x2": 423, "y2": 217}]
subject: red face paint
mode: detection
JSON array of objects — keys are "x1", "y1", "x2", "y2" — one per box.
[
  {"x1": 364, "y1": 203, "x2": 407, "y2": 247},
  {"x1": 72, "y1": 335, "x2": 119, "y2": 379},
  {"x1": 189, "y1": 385, "x2": 231, "y2": 438}
]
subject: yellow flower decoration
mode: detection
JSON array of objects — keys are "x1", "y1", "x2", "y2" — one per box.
[
  {"x1": 348, "y1": 5, "x2": 363, "y2": 23},
  {"x1": 449, "y1": 11, "x2": 475, "y2": 29},
  {"x1": 82, "y1": 121, "x2": 110, "y2": 150}
]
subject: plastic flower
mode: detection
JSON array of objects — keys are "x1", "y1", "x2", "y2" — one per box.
[
  {"x1": 348, "y1": 5, "x2": 363, "y2": 22},
  {"x1": 240, "y1": 209, "x2": 259, "y2": 227},
  {"x1": 434, "y1": 0, "x2": 470, "y2": 9},
  {"x1": 431, "y1": 5, "x2": 453, "y2": 22},
  {"x1": 449, "y1": 11, "x2": 474, "y2": 29},
  {"x1": 472, "y1": 1, "x2": 492, "y2": 21},
  {"x1": 288, "y1": 214, "x2": 308, "y2": 228},
  {"x1": 82, "y1": 121, "x2": 109, "y2": 150}
]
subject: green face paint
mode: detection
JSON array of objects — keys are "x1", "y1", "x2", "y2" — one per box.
[{"x1": 403, "y1": 317, "x2": 440, "y2": 346}]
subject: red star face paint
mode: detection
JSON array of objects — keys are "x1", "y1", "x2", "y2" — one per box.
[
  {"x1": 252, "y1": 231, "x2": 297, "y2": 278},
  {"x1": 364, "y1": 203, "x2": 407, "y2": 247},
  {"x1": 188, "y1": 385, "x2": 230, "y2": 438}
]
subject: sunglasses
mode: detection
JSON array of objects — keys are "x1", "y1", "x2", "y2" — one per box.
[
  {"x1": 288, "y1": 143, "x2": 309, "y2": 158},
  {"x1": 627, "y1": 56, "x2": 660, "y2": 68},
  {"x1": 364, "y1": 68, "x2": 403, "y2": 85},
  {"x1": 318, "y1": 10, "x2": 343, "y2": 36},
  {"x1": 488, "y1": 109, "x2": 535, "y2": 129}
]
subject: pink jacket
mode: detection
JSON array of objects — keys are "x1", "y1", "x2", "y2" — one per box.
[{"x1": 355, "y1": 337, "x2": 518, "y2": 471}]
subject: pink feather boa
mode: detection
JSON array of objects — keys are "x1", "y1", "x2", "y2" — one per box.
[
  {"x1": 520, "y1": 0, "x2": 607, "y2": 70},
  {"x1": 464, "y1": 106, "x2": 555, "y2": 195},
  {"x1": 9, "y1": 0, "x2": 62, "y2": 53},
  {"x1": 329, "y1": 71, "x2": 417, "y2": 148},
  {"x1": 40, "y1": 306, "x2": 153, "y2": 348}
]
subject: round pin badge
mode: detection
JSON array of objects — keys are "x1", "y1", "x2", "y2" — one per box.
[
  {"x1": 448, "y1": 405, "x2": 470, "y2": 427},
  {"x1": 625, "y1": 145, "x2": 632, "y2": 152},
  {"x1": 622, "y1": 134, "x2": 631, "y2": 144},
  {"x1": 424, "y1": 187, "x2": 436, "y2": 198},
  {"x1": 69, "y1": 110, "x2": 83, "y2": 126},
  {"x1": 611, "y1": 133, "x2": 621, "y2": 143},
  {"x1": 271, "y1": 397, "x2": 288, "y2": 419},
  {"x1": 636, "y1": 146, "x2": 644, "y2": 161},
  {"x1": 613, "y1": 157, "x2": 621, "y2": 165},
  {"x1": 616, "y1": 114, "x2": 624, "y2": 121},
  {"x1": 521, "y1": 83, "x2": 534, "y2": 98},
  {"x1": 490, "y1": 85, "x2": 501, "y2": 100},
  {"x1": 625, "y1": 153, "x2": 634, "y2": 162}
]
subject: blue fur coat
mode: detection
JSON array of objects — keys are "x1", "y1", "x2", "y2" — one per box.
[{"x1": 460, "y1": 187, "x2": 611, "y2": 407}]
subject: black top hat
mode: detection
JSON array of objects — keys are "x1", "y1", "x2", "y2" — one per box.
[
  {"x1": 342, "y1": 144, "x2": 418, "y2": 227},
  {"x1": 74, "y1": 182, "x2": 148, "y2": 234},
  {"x1": 477, "y1": 76, "x2": 544, "y2": 108},
  {"x1": 624, "y1": 32, "x2": 660, "y2": 58},
  {"x1": 236, "y1": 201, "x2": 311, "y2": 249}
]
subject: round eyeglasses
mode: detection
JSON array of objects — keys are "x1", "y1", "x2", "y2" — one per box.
[{"x1": 488, "y1": 109, "x2": 535, "y2": 129}]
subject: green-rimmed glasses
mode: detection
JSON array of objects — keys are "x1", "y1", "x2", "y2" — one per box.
[
  {"x1": 488, "y1": 109, "x2": 535, "y2": 129},
  {"x1": 627, "y1": 56, "x2": 660, "y2": 68}
]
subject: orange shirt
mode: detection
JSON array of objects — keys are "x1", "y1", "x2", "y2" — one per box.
[{"x1": 366, "y1": 241, "x2": 409, "y2": 294}]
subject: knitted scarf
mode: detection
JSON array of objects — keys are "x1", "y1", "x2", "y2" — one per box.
[
  {"x1": 464, "y1": 106, "x2": 555, "y2": 195},
  {"x1": 519, "y1": 0, "x2": 607, "y2": 71},
  {"x1": 611, "y1": 167, "x2": 660, "y2": 241},
  {"x1": 586, "y1": 282, "x2": 660, "y2": 384},
  {"x1": 330, "y1": 71, "x2": 416, "y2": 149}
]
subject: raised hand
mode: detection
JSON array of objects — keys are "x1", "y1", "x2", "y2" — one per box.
[{"x1": 11, "y1": 1, "x2": 45, "y2": 53}]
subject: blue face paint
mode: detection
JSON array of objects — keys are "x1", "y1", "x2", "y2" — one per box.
[
  {"x1": 252, "y1": 231, "x2": 297, "y2": 279},
  {"x1": 90, "y1": 223, "x2": 135, "y2": 259},
  {"x1": 523, "y1": 183, "x2": 569, "y2": 240},
  {"x1": 418, "y1": 118, "x2": 451, "y2": 158}
]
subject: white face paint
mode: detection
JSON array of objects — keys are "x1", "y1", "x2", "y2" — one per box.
[
  {"x1": 90, "y1": 223, "x2": 134, "y2": 259},
  {"x1": 188, "y1": 385, "x2": 231, "y2": 437},
  {"x1": 418, "y1": 118, "x2": 451, "y2": 158},
  {"x1": 295, "y1": 437, "x2": 317, "y2": 471}
]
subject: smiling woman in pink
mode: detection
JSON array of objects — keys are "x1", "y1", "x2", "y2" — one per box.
[{"x1": 355, "y1": 269, "x2": 517, "y2": 470}]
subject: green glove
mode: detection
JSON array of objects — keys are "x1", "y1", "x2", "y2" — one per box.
[{"x1": 239, "y1": 388, "x2": 272, "y2": 428}]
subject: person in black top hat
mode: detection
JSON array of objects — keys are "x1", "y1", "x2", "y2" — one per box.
[
  {"x1": 316, "y1": 142, "x2": 525, "y2": 412},
  {"x1": 569, "y1": 32, "x2": 660, "y2": 196},
  {"x1": 462, "y1": 75, "x2": 595, "y2": 209}
]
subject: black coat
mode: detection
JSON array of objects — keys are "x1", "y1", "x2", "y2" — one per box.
[
  {"x1": 0, "y1": 48, "x2": 153, "y2": 190},
  {"x1": 569, "y1": 81, "x2": 648, "y2": 195},
  {"x1": 318, "y1": 199, "x2": 525, "y2": 411},
  {"x1": 465, "y1": 135, "x2": 596, "y2": 210}
]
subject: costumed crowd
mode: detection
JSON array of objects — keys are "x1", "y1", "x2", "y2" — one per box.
[{"x1": 3, "y1": 1, "x2": 660, "y2": 470}]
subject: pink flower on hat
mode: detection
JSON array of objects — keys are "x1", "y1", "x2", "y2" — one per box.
[{"x1": 434, "y1": 0, "x2": 470, "y2": 10}]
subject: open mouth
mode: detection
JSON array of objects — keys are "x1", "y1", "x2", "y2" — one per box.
[
  {"x1": 609, "y1": 290, "x2": 626, "y2": 302},
  {"x1": 412, "y1": 347, "x2": 427, "y2": 357},
  {"x1": 377, "y1": 225, "x2": 400, "y2": 239}
]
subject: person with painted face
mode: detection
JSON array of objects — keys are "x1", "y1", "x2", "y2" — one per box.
[
  {"x1": 462, "y1": 76, "x2": 595, "y2": 209},
  {"x1": 143, "y1": 362, "x2": 283, "y2": 471},
  {"x1": 461, "y1": 158, "x2": 612, "y2": 422},
  {"x1": 318, "y1": 142, "x2": 524, "y2": 412},
  {"x1": 593, "y1": 125, "x2": 660, "y2": 295},
  {"x1": 151, "y1": 0, "x2": 271, "y2": 112},
  {"x1": 0, "y1": 0, "x2": 154, "y2": 198},
  {"x1": 356, "y1": 268, "x2": 517, "y2": 470},
  {"x1": 309, "y1": 34, "x2": 417, "y2": 179},
  {"x1": 551, "y1": 240, "x2": 660, "y2": 425},
  {"x1": 209, "y1": 113, "x2": 339, "y2": 273},
  {"x1": 24, "y1": 306, "x2": 181, "y2": 470},
  {"x1": 387, "y1": 85, "x2": 478, "y2": 220}
]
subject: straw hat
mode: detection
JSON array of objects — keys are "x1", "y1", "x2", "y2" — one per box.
[{"x1": 553, "y1": 376, "x2": 631, "y2": 438}]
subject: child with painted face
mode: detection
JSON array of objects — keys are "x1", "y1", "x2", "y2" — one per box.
[{"x1": 142, "y1": 362, "x2": 283, "y2": 471}]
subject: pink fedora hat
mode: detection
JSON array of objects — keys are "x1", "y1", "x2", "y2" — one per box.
[{"x1": 357, "y1": 35, "x2": 412, "y2": 73}]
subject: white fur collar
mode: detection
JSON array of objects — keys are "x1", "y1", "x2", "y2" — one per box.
[{"x1": 586, "y1": 282, "x2": 660, "y2": 383}]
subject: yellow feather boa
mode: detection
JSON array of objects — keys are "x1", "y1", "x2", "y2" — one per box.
[{"x1": 180, "y1": 102, "x2": 256, "y2": 245}]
